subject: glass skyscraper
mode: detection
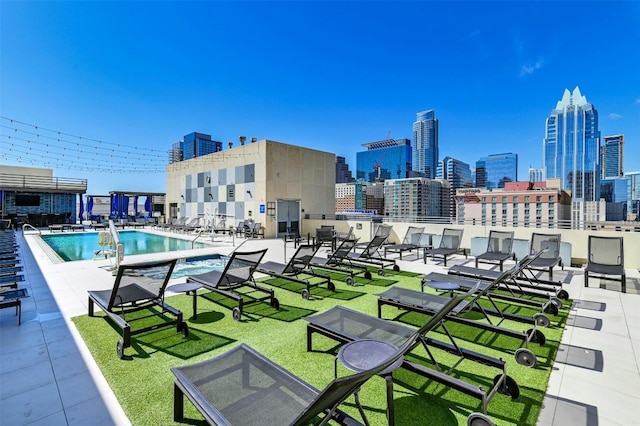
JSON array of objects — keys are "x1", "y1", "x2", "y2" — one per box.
[
  {"x1": 412, "y1": 110, "x2": 439, "y2": 179},
  {"x1": 437, "y1": 156, "x2": 473, "y2": 217},
  {"x1": 356, "y1": 138, "x2": 412, "y2": 183},
  {"x1": 601, "y1": 134, "x2": 624, "y2": 179},
  {"x1": 475, "y1": 153, "x2": 518, "y2": 189},
  {"x1": 543, "y1": 87, "x2": 601, "y2": 201}
]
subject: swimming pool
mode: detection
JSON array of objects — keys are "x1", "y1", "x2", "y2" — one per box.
[{"x1": 41, "y1": 231, "x2": 210, "y2": 261}]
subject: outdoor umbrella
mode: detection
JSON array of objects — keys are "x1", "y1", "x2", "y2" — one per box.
[
  {"x1": 78, "y1": 195, "x2": 84, "y2": 221},
  {"x1": 87, "y1": 196, "x2": 94, "y2": 219}
]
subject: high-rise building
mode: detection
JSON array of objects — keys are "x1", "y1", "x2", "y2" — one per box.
[
  {"x1": 543, "y1": 87, "x2": 601, "y2": 201},
  {"x1": 356, "y1": 138, "x2": 412, "y2": 183},
  {"x1": 384, "y1": 177, "x2": 449, "y2": 219},
  {"x1": 335, "y1": 181, "x2": 384, "y2": 214},
  {"x1": 436, "y1": 156, "x2": 473, "y2": 217},
  {"x1": 335, "y1": 156, "x2": 354, "y2": 183},
  {"x1": 475, "y1": 153, "x2": 518, "y2": 189},
  {"x1": 183, "y1": 132, "x2": 222, "y2": 160},
  {"x1": 601, "y1": 134, "x2": 624, "y2": 179},
  {"x1": 626, "y1": 171, "x2": 640, "y2": 221},
  {"x1": 169, "y1": 132, "x2": 223, "y2": 164},
  {"x1": 412, "y1": 110, "x2": 439, "y2": 179}
]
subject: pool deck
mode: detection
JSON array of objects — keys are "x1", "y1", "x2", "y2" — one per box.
[{"x1": 1, "y1": 230, "x2": 639, "y2": 425}]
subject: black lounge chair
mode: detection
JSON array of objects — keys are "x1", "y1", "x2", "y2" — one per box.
[
  {"x1": 377, "y1": 267, "x2": 547, "y2": 367},
  {"x1": 424, "y1": 258, "x2": 558, "y2": 327},
  {"x1": 315, "y1": 227, "x2": 337, "y2": 251},
  {"x1": 171, "y1": 340, "x2": 407, "y2": 426},
  {"x1": 341, "y1": 235, "x2": 399, "y2": 275},
  {"x1": 187, "y1": 249, "x2": 279, "y2": 321},
  {"x1": 257, "y1": 244, "x2": 335, "y2": 299},
  {"x1": 87, "y1": 259, "x2": 187, "y2": 359},
  {"x1": 474, "y1": 230, "x2": 514, "y2": 271},
  {"x1": 354, "y1": 224, "x2": 393, "y2": 251},
  {"x1": 423, "y1": 228, "x2": 466, "y2": 266},
  {"x1": 0, "y1": 273, "x2": 24, "y2": 289},
  {"x1": 383, "y1": 226, "x2": 425, "y2": 260},
  {"x1": 309, "y1": 238, "x2": 369, "y2": 286},
  {"x1": 585, "y1": 235, "x2": 626, "y2": 293},
  {"x1": 305, "y1": 282, "x2": 519, "y2": 418},
  {"x1": 450, "y1": 248, "x2": 570, "y2": 301},
  {"x1": 527, "y1": 233, "x2": 564, "y2": 281}
]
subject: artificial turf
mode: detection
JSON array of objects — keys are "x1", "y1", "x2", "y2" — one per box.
[{"x1": 72, "y1": 268, "x2": 570, "y2": 425}]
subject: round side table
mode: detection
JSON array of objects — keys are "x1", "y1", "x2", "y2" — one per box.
[
  {"x1": 336, "y1": 339, "x2": 403, "y2": 426},
  {"x1": 423, "y1": 280, "x2": 460, "y2": 297},
  {"x1": 167, "y1": 283, "x2": 202, "y2": 319}
]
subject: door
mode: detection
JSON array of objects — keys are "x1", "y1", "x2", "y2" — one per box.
[{"x1": 276, "y1": 199, "x2": 301, "y2": 238}]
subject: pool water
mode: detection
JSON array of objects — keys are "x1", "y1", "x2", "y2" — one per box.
[
  {"x1": 171, "y1": 255, "x2": 226, "y2": 279},
  {"x1": 41, "y1": 231, "x2": 210, "y2": 261}
]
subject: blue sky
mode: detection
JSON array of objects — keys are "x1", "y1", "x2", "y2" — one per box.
[{"x1": 2, "y1": 1, "x2": 639, "y2": 195}]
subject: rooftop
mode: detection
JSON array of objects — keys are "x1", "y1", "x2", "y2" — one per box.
[{"x1": 1, "y1": 226, "x2": 638, "y2": 425}]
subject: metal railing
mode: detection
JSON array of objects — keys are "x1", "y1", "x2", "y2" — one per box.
[{"x1": 0, "y1": 173, "x2": 87, "y2": 192}]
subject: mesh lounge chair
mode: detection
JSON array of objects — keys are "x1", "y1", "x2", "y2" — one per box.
[
  {"x1": 377, "y1": 266, "x2": 548, "y2": 368},
  {"x1": 474, "y1": 230, "x2": 514, "y2": 271},
  {"x1": 341, "y1": 235, "x2": 399, "y2": 274},
  {"x1": 305, "y1": 283, "x2": 519, "y2": 419},
  {"x1": 309, "y1": 238, "x2": 368, "y2": 286},
  {"x1": 171, "y1": 340, "x2": 407, "y2": 426},
  {"x1": 383, "y1": 226, "x2": 425, "y2": 260},
  {"x1": 187, "y1": 249, "x2": 279, "y2": 321},
  {"x1": 315, "y1": 227, "x2": 336, "y2": 251},
  {"x1": 257, "y1": 244, "x2": 335, "y2": 299},
  {"x1": 529, "y1": 234, "x2": 562, "y2": 269},
  {"x1": 423, "y1": 228, "x2": 466, "y2": 266},
  {"x1": 585, "y1": 235, "x2": 626, "y2": 293},
  {"x1": 354, "y1": 224, "x2": 393, "y2": 252},
  {"x1": 448, "y1": 248, "x2": 570, "y2": 302},
  {"x1": 423, "y1": 257, "x2": 558, "y2": 327},
  {"x1": 87, "y1": 259, "x2": 187, "y2": 359}
]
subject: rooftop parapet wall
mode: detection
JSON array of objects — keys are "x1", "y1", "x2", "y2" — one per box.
[{"x1": 0, "y1": 172, "x2": 87, "y2": 193}]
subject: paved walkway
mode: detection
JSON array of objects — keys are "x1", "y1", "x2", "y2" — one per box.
[{"x1": 1, "y1": 230, "x2": 638, "y2": 425}]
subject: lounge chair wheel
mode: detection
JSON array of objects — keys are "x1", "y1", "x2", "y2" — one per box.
[
  {"x1": 550, "y1": 297, "x2": 563, "y2": 309},
  {"x1": 514, "y1": 348, "x2": 537, "y2": 368},
  {"x1": 543, "y1": 302, "x2": 559, "y2": 315},
  {"x1": 328, "y1": 281, "x2": 336, "y2": 292},
  {"x1": 557, "y1": 289, "x2": 569, "y2": 300},
  {"x1": 527, "y1": 328, "x2": 546, "y2": 346},
  {"x1": 377, "y1": 269, "x2": 385, "y2": 276},
  {"x1": 494, "y1": 375, "x2": 520, "y2": 399},
  {"x1": 467, "y1": 412, "x2": 496, "y2": 426},
  {"x1": 302, "y1": 289, "x2": 310, "y2": 300},
  {"x1": 392, "y1": 265, "x2": 400, "y2": 272},
  {"x1": 533, "y1": 313, "x2": 550, "y2": 328},
  {"x1": 364, "y1": 271, "x2": 372, "y2": 280},
  {"x1": 180, "y1": 323, "x2": 189, "y2": 338},
  {"x1": 116, "y1": 340, "x2": 124, "y2": 359},
  {"x1": 346, "y1": 277, "x2": 355, "y2": 286},
  {"x1": 270, "y1": 298, "x2": 280, "y2": 310},
  {"x1": 232, "y1": 307, "x2": 242, "y2": 322}
]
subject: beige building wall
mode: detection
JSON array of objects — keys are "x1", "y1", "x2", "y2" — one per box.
[{"x1": 165, "y1": 140, "x2": 335, "y2": 238}]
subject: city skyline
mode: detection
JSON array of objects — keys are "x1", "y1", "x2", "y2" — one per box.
[{"x1": 1, "y1": 1, "x2": 639, "y2": 195}]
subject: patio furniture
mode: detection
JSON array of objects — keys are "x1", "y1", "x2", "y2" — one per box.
[
  {"x1": 87, "y1": 259, "x2": 187, "y2": 359},
  {"x1": 525, "y1": 232, "x2": 564, "y2": 281},
  {"x1": 377, "y1": 268, "x2": 548, "y2": 367},
  {"x1": 475, "y1": 230, "x2": 515, "y2": 271},
  {"x1": 305, "y1": 283, "x2": 518, "y2": 418},
  {"x1": 187, "y1": 249, "x2": 279, "y2": 321},
  {"x1": 171, "y1": 341, "x2": 406, "y2": 426},
  {"x1": 423, "y1": 228, "x2": 466, "y2": 266},
  {"x1": 0, "y1": 287, "x2": 29, "y2": 325},
  {"x1": 257, "y1": 244, "x2": 334, "y2": 300},
  {"x1": 585, "y1": 235, "x2": 626, "y2": 293},
  {"x1": 383, "y1": 226, "x2": 426, "y2": 260}
]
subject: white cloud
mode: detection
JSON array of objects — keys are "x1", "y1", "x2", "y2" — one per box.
[
  {"x1": 608, "y1": 113, "x2": 623, "y2": 120},
  {"x1": 519, "y1": 60, "x2": 544, "y2": 77}
]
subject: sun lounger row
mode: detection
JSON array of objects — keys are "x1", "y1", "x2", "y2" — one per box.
[{"x1": 0, "y1": 229, "x2": 29, "y2": 325}]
